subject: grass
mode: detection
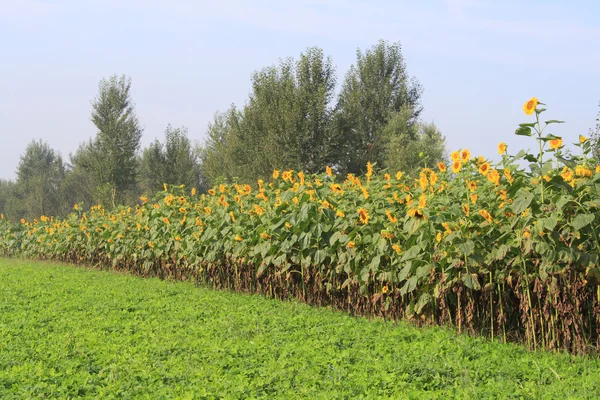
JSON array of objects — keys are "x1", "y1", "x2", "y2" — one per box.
[{"x1": 1, "y1": 258, "x2": 599, "y2": 399}]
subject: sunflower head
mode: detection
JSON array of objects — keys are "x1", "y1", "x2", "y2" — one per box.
[
  {"x1": 479, "y1": 162, "x2": 491, "y2": 176},
  {"x1": 358, "y1": 208, "x2": 370, "y2": 224},
  {"x1": 498, "y1": 142, "x2": 507, "y2": 155},
  {"x1": 549, "y1": 138, "x2": 563, "y2": 150},
  {"x1": 451, "y1": 161, "x2": 462, "y2": 174},
  {"x1": 523, "y1": 97, "x2": 539, "y2": 115},
  {"x1": 437, "y1": 162, "x2": 447, "y2": 172}
]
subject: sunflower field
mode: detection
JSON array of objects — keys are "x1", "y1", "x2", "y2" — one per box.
[{"x1": 2, "y1": 99, "x2": 600, "y2": 354}]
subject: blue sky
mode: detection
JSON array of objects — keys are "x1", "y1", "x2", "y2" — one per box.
[{"x1": 1, "y1": 0, "x2": 599, "y2": 180}]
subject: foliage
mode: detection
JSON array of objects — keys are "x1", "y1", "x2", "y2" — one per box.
[
  {"x1": 3, "y1": 140, "x2": 67, "y2": 220},
  {"x1": 139, "y1": 124, "x2": 202, "y2": 196},
  {"x1": 78, "y1": 74, "x2": 143, "y2": 208},
  {"x1": 334, "y1": 40, "x2": 423, "y2": 174},
  {"x1": 2, "y1": 258, "x2": 600, "y2": 398},
  {"x1": 384, "y1": 111, "x2": 447, "y2": 176},
  {"x1": 200, "y1": 47, "x2": 339, "y2": 187},
  {"x1": 200, "y1": 41, "x2": 435, "y2": 186},
  {"x1": 590, "y1": 101, "x2": 600, "y2": 163}
]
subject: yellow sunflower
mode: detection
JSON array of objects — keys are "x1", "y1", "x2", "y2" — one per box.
[
  {"x1": 523, "y1": 97, "x2": 539, "y2": 115},
  {"x1": 498, "y1": 142, "x2": 507, "y2": 155},
  {"x1": 549, "y1": 138, "x2": 563, "y2": 149}
]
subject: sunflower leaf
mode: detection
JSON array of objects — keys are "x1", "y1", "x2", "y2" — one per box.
[{"x1": 515, "y1": 127, "x2": 532, "y2": 136}]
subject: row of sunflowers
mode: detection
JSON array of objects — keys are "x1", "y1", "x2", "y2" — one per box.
[{"x1": 1, "y1": 99, "x2": 600, "y2": 354}]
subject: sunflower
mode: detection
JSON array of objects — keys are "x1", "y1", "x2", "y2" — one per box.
[
  {"x1": 260, "y1": 232, "x2": 271, "y2": 240},
  {"x1": 450, "y1": 150, "x2": 461, "y2": 162},
  {"x1": 470, "y1": 193, "x2": 478, "y2": 204},
  {"x1": 460, "y1": 149, "x2": 471, "y2": 162},
  {"x1": 347, "y1": 241, "x2": 356, "y2": 249},
  {"x1": 229, "y1": 211, "x2": 235, "y2": 222},
  {"x1": 487, "y1": 169, "x2": 501, "y2": 185},
  {"x1": 479, "y1": 162, "x2": 491, "y2": 176},
  {"x1": 479, "y1": 209, "x2": 493, "y2": 223},
  {"x1": 162, "y1": 217, "x2": 170, "y2": 225},
  {"x1": 503, "y1": 169, "x2": 514, "y2": 184},
  {"x1": 575, "y1": 166, "x2": 593, "y2": 178},
  {"x1": 437, "y1": 162, "x2": 447, "y2": 173},
  {"x1": 382, "y1": 285, "x2": 389, "y2": 294},
  {"x1": 380, "y1": 231, "x2": 395, "y2": 239},
  {"x1": 407, "y1": 208, "x2": 426, "y2": 220},
  {"x1": 330, "y1": 183, "x2": 343, "y2": 195},
  {"x1": 419, "y1": 173, "x2": 428, "y2": 190},
  {"x1": 462, "y1": 203, "x2": 470, "y2": 216},
  {"x1": 429, "y1": 171, "x2": 438, "y2": 186},
  {"x1": 358, "y1": 208, "x2": 370, "y2": 224},
  {"x1": 549, "y1": 138, "x2": 563, "y2": 149},
  {"x1": 234, "y1": 235, "x2": 243, "y2": 242},
  {"x1": 385, "y1": 210, "x2": 398, "y2": 223},
  {"x1": 392, "y1": 244, "x2": 402, "y2": 254},
  {"x1": 272, "y1": 170, "x2": 280, "y2": 180},
  {"x1": 580, "y1": 135, "x2": 588, "y2": 144},
  {"x1": 396, "y1": 171, "x2": 403, "y2": 180},
  {"x1": 418, "y1": 193, "x2": 427, "y2": 209},
  {"x1": 498, "y1": 142, "x2": 507, "y2": 155},
  {"x1": 208, "y1": 189, "x2": 216, "y2": 196},
  {"x1": 336, "y1": 210, "x2": 345, "y2": 218},
  {"x1": 523, "y1": 97, "x2": 539, "y2": 115},
  {"x1": 326, "y1": 165, "x2": 333, "y2": 177},
  {"x1": 442, "y1": 222, "x2": 452, "y2": 234},
  {"x1": 365, "y1": 162, "x2": 374, "y2": 182},
  {"x1": 451, "y1": 161, "x2": 462, "y2": 174}
]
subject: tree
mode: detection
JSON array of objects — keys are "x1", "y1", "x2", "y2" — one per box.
[
  {"x1": 199, "y1": 107, "x2": 245, "y2": 187},
  {"x1": 0, "y1": 179, "x2": 20, "y2": 221},
  {"x1": 590, "y1": 102, "x2": 600, "y2": 163},
  {"x1": 384, "y1": 114, "x2": 447, "y2": 176},
  {"x1": 78, "y1": 74, "x2": 143, "y2": 207},
  {"x1": 12, "y1": 140, "x2": 66, "y2": 219},
  {"x1": 139, "y1": 125, "x2": 202, "y2": 195},
  {"x1": 335, "y1": 40, "x2": 423, "y2": 174},
  {"x1": 200, "y1": 47, "x2": 338, "y2": 185}
]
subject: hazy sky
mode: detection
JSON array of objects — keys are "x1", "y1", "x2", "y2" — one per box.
[{"x1": 1, "y1": 0, "x2": 599, "y2": 180}]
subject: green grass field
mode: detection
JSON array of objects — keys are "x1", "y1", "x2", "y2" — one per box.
[{"x1": 1, "y1": 258, "x2": 599, "y2": 399}]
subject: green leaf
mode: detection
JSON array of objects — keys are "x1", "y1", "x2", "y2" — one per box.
[
  {"x1": 524, "y1": 154, "x2": 538, "y2": 163},
  {"x1": 515, "y1": 126, "x2": 532, "y2": 136},
  {"x1": 511, "y1": 190, "x2": 534, "y2": 215},
  {"x1": 571, "y1": 214, "x2": 595, "y2": 231},
  {"x1": 400, "y1": 276, "x2": 418, "y2": 295},
  {"x1": 414, "y1": 293, "x2": 432, "y2": 314},
  {"x1": 519, "y1": 122, "x2": 537, "y2": 128},
  {"x1": 461, "y1": 273, "x2": 481, "y2": 290},
  {"x1": 544, "y1": 120, "x2": 565, "y2": 125},
  {"x1": 456, "y1": 240, "x2": 474, "y2": 257},
  {"x1": 415, "y1": 263, "x2": 434, "y2": 279}
]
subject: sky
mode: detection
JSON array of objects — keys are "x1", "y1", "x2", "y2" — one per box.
[{"x1": 1, "y1": 0, "x2": 599, "y2": 180}]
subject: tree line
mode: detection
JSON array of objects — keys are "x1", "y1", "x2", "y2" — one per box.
[{"x1": 1, "y1": 40, "x2": 448, "y2": 221}]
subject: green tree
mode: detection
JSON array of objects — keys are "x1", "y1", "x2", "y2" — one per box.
[
  {"x1": 335, "y1": 40, "x2": 423, "y2": 174},
  {"x1": 200, "y1": 47, "x2": 338, "y2": 186},
  {"x1": 140, "y1": 125, "x2": 202, "y2": 195},
  {"x1": 77, "y1": 74, "x2": 143, "y2": 207},
  {"x1": 590, "y1": 102, "x2": 600, "y2": 163},
  {"x1": 199, "y1": 107, "x2": 245, "y2": 187},
  {"x1": 384, "y1": 114, "x2": 447, "y2": 176},
  {"x1": 0, "y1": 179, "x2": 20, "y2": 221},
  {"x1": 12, "y1": 140, "x2": 66, "y2": 219}
]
